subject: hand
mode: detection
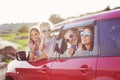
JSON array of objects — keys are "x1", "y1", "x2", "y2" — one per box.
[
  {"x1": 33, "y1": 58, "x2": 39, "y2": 62},
  {"x1": 29, "y1": 42, "x2": 35, "y2": 49},
  {"x1": 41, "y1": 34, "x2": 45, "y2": 41},
  {"x1": 28, "y1": 59, "x2": 38, "y2": 62},
  {"x1": 78, "y1": 42, "x2": 83, "y2": 50},
  {"x1": 67, "y1": 48, "x2": 74, "y2": 57},
  {"x1": 29, "y1": 43, "x2": 36, "y2": 53},
  {"x1": 31, "y1": 45, "x2": 36, "y2": 53},
  {"x1": 28, "y1": 60, "x2": 34, "y2": 62}
]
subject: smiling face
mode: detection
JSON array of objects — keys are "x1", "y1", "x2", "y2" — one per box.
[
  {"x1": 41, "y1": 26, "x2": 51, "y2": 38},
  {"x1": 81, "y1": 28, "x2": 94, "y2": 45},
  {"x1": 39, "y1": 22, "x2": 51, "y2": 39},
  {"x1": 64, "y1": 30, "x2": 78, "y2": 45},
  {"x1": 30, "y1": 29, "x2": 40, "y2": 42}
]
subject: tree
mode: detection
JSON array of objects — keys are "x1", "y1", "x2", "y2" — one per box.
[
  {"x1": 103, "y1": 6, "x2": 111, "y2": 11},
  {"x1": 49, "y1": 14, "x2": 65, "y2": 24},
  {"x1": 17, "y1": 25, "x2": 29, "y2": 33}
]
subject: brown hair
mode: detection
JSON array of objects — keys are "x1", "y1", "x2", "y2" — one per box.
[
  {"x1": 29, "y1": 26, "x2": 40, "y2": 43},
  {"x1": 82, "y1": 26, "x2": 94, "y2": 51}
]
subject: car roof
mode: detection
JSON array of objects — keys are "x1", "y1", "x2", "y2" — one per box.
[{"x1": 53, "y1": 9, "x2": 120, "y2": 31}]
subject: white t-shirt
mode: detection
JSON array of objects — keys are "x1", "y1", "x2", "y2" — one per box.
[{"x1": 44, "y1": 36, "x2": 56, "y2": 58}]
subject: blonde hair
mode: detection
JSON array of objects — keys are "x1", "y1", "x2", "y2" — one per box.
[{"x1": 38, "y1": 22, "x2": 52, "y2": 32}]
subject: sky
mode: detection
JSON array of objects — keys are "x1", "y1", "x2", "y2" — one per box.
[{"x1": 0, "y1": 0, "x2": 120, "y2": 25}]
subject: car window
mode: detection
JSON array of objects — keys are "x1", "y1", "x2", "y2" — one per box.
[
  {"x1": 74, "y1": 26, "x2": 98, "y2": 57},
  {"x1": 59, "y1": 24, "x2": 98, "y2": 58},
  {"x1": 99, "y1": 18, "x2": 120, "y2": 56}
]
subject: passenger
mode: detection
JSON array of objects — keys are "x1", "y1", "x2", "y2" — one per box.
[
  {"x1": 28, "y1": 26, "x2": 47, "y2": 62},
  {"x1": 78, "y1": 27, "x2": 94, "y2": 51},
  {"x1": 64, "y1": 29, "x2": 80, "y2": 57},
  {"x1": 39, "y1": 22, "x2": 56, "y2": 58}
]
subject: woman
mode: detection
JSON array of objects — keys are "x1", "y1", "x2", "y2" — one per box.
[
  {"x1": 28, "y1": 26, "x2": 47, "y2": 62},
  {"x1": 79, "y1": 27, "x2": 94, "y2": 51},
  {"x1": 64, "y1": 29, "x2": 80, "y2": 57}
]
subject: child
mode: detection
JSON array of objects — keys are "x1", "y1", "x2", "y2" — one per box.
[
  {"x1": 28, "y1": 26, "x2": 47, "y2": 62},
  {"x1": 39, "y1": 22, "x2": 56, "y2": 58}
]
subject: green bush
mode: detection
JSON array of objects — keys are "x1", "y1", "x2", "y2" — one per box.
[
  {"x1": 17, "y1": 25, "x2": 29, "y2": 33},
  {"x1": 16, "y1": 39, "x2": 28, "y2": 50}
]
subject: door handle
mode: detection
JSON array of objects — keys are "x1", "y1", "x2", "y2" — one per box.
[
  {"x1": 79, "y1": 67, "x2": 92, "y2": 71},
  {"x1": 79, "y1": 65, "x2": 92, "y2": 73},
  {"x1": 79, "y1": 67, "x2": 92, "y2": 73},
  {"x1": 41, "y1": 65, "x2": 49, "y2": 73}
]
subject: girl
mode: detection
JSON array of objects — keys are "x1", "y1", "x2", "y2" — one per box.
[
  {"x1": 79, "y1": 27, "x2": 94, "y2": 51},
  {"x1": 39, "y1": 22, "x2": 56, "y2": 58},
  {"x1": 28, "y1": 26, "x2": 47, "y2": 62}
]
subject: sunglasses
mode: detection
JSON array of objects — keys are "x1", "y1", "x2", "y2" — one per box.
[
  {"x1": 80, "y1": 32, "x2": 92, "y2": 36},
  {"x1": 42, "y1": 29, "x2": 51, "y2": 33},
  {"x1": 65, "y1": 34, "x2": 73, "y2": 43}
]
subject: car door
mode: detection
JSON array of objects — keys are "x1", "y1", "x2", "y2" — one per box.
[
  {"x1": 50, "y1": 25, "x2": 98, "y2": 80},
  {"x1": 16, "y1": 59, "x2": 54, "y2": 80},
  {"x1": 50, "y1": 56, "x2": 97, "y2": 80},
  {"x1": 96, "y1": 18, "x2": 120, "y2": 80}
]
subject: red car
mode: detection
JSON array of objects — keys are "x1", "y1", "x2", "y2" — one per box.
[{"x1": 5, "y1": 9, "x2": 120, "y2": 80}]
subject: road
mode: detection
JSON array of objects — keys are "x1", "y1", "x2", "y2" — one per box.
[{"x1": 0, "y1": 62, "x2": 7, "y2": 80}]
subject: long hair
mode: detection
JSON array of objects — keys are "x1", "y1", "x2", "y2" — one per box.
[
  {"x1": 28, "y1": 26, "x2": 40, "y2": 43},
  {"x1": 82, "y1": 26, "x2": 94, "y2": 51}
]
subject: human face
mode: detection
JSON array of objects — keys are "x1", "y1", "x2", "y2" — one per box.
[
  {"x1": 41, "y1": 26, "x2": 51, "y2": 38},
  {"x1": 64, "y1": 30, "x2": 78, "y2": 45},
  {"x1": 81, "y1": 28, "x2": 94, "y2": 45},
  {"x1": 30, "y1": 29, "x2": 40, "y2": 42}
]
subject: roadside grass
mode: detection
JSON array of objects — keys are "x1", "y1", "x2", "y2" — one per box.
[
  {"x1": 16, "y1": 39, "x2": 28, "y2": 50},
  {"x1": 0, "y1": 33, "x2": 17, "y2": 42},
  {"x1": 0, "y1": 32, "x2": 28, "y2": 50}
]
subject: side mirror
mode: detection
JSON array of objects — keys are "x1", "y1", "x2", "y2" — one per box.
[{"x1": 16, "y1": 51, "x2": 29, "y2": 61}]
